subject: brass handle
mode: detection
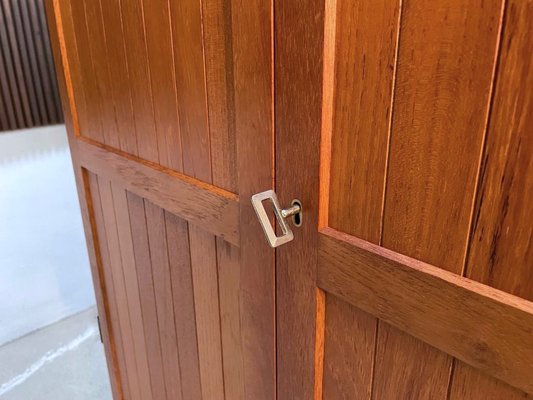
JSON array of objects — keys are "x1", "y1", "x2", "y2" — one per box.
[{"x1": 251, "y1": 190, "x2": 301, "y2": 248}]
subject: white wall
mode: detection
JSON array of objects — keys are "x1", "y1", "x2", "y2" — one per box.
[{"x1": 0, "y1": 125, "x2": 95, "y2": 346}]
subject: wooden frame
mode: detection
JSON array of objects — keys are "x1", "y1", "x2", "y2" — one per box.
[
  {"x1": 318, "y1": 228, "x2": 533, "y2": 395},
  {"x1": 77, "y1": 138, "x2": 240, "y2": 246}
]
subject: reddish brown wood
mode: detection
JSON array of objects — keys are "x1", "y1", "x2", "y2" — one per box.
[
  {"x1": 323, "y1": 295, "x2": 375, "y2": 400},
  {"x1": 327, "y1": 0, "x2": 400, "y2": 242},
  {"x1": 319, "y1": 0, "x2": 401, "y2": 396},
  {"x1": 112, "y1": 186, "x2": 154, "y2": 400},
  {"x1": 97, "y1": 178, "x2": 140, "y2": 400},
  {"x1": 216, "y1": 239, "x2": 245, "y2": 399},
  {"x1": 202, "y1": 0, "x2": 237, "y2": 193},
  {"x1": 450, "y1": 0, "x2": 533, "y2": 397},
  {"x1": 275, "y1": 0, "x2": 325, "y2": 398},
  {"x1": 141, "y1": 0, "x2": 182, "y2": 171},
  {"x1": 77, "y1": 138, "x2": 240, "y2": 245},
  {"x1": 374, "y1": 1, "x2": 504, "y2": 397},
  {"x1": 87, "y1": 174, "x2": 130, "y2": 400},
  {"x1": 169, "y1": 0, "x2": 210, "y2": 180},
  {"x1": 81, "y1": 0, "x2": 119, "y2": 147},
  {"x1": 49, "y1": 0, "x2": 533, "y2": 397},
  {"x1": 230, "y1": 1, "x2": 276, "y2": 398},
  {"x1": 68, "y1": 0, "x2": 104, "y2": 141},
  {"x1": 165, "y1": 212, "x2": 203, "y2": 400},
  {"x1": 127, "y1": 194, "x2": 166, "y2": 400},
  {"x1": 120, "y1": 0, "x2": 158, "y2": 161},
  {"x1": 318, "y1": 228, "x2": 533, "y2": 395},
  {"x1": 46, "y1": 2, "x2": 124, "y2": 397},
  {"x1": 97, "y1": 0, "x2": 138, "y2": 155},
  {"x1": 145, "y1": 201, "x2": 184, "y2": 400}
]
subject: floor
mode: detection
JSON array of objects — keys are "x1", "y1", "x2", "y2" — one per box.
[
  {"x1": 0, "y1": 125, "x2": 111, "y2": 398},
  {"x1": 0, "y1": 307, "x2": 112, "y2": 399},
  {"x1": 0, "y1": 125, "x2": 95, "y2": 345}
]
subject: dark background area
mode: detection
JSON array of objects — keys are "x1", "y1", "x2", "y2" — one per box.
[{"x1": 0, "y1": 0, "x2": 63, "y2": 131}]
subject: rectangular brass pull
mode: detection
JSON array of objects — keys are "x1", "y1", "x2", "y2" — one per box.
[{"x1": 251, "y1": 190, "x2": 301, "y2": 248}]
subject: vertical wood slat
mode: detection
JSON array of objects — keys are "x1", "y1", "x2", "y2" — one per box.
[
  {"x1": 140, "y1": 0, "x2": 183, "y2": 172},
  {"x1": 145, "y1": 202, "x2": 184, "y2": 400},
  {"x1": 98, "y1": 0, "x2": 138, "y2": 155},
  {"x1": 275, "y1": 0, "x2": 325, "y2": 398},
  {"x1": 68, "y1": 0, "x2": 104, "y2": 142},
  {"x1": 98, "y1": 178, "x2": 141, "y2": 400},
  {"x1": 321, "y1": 0, "x2": 401, "y2": 397},
  {"x1": 169, "y1": 1, "x2": 225, "y2": 399},
  {"x1": 230, "y1": 0, "x2": 276, "y2": 398},
  {"x1": 44, "y1": 2, "x2": 125, "y2": 398},
  {"x1": 165, "y1": 211, "x2": 203, "y2": 400},
  {"x1": 373, "y1": 0, "x2": 504, "y2": 398},
  {"x1": 90, "y1": 175, "x2": 132, "y2": 400},
  {"x1": 450, "y1": 0, "x2": 533, "y2": 398},
  {"x1": 202, "y1": 0, "x2": 237, "y2": 193},
  {"x1": 46, "y1": 0, "x2": 84, "y2": 133},
  {"x1": 81, "y1": 0, "x2": 118, "y2": 148},
  {"x1": 202, "y1": 1, "x2": 249, "y2": 400},
  {"x1": 127, "y1": 193, "x2": 166, "y2": 400},
  {"x1": 120, "y1": 0, "x2": 157, "y2": 160},
  {"x1": 112, "y1": 186, "x2": 154, "y2": 400}
]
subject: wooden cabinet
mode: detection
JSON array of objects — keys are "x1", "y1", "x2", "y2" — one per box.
[{"x1": 46, "y1": 0, "x2": 532, "y2": 398}]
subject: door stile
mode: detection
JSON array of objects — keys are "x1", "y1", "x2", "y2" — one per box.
[
  {"x1": 275, "y1": 0, "x2": 325, "y2": 399},
  {"x1": 45, "y1": 0, "x2": 123, "y2": 397},
  {"x1": 232, "y1": 0, "x2": 276, "y2": 397}
]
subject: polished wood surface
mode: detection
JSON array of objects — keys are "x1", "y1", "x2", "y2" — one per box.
[
  {"x1": 320, "y1": 0, "x2": 401, "y2": 396},
  {"x1": 285, "y1": 0, "x2": 532, "y2": 398},
  {"x1": 77, "y1": 138, "x2": 240, "y2": 246},
  {"x1": 449, "y1": 1, "x2": 533, "y2": 397},
  {"x1": 47, "y1": 0, "x2": 274, "y2": 399},
  {"x1": 318, "y1": 228, "x2": 533, "y2": 395},
  {"x1": 275, "y1": 0, "x2": 325, "y2": 398},
  {"x1": 47, "y1": 0, "x2": 532, "y2": 397},
  {"x1": 374, "y1": 1, "x2": 504, "y2": 397}
]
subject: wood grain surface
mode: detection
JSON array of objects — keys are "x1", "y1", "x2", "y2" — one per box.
[
  {"x1": 318, "y1": 228, "x2": 533, "y2": 395},
  {"x1": 48, "y1": 0, "x2": 276, "y2": 398},
  {"x1": 374, "y1": 0, "x2": 504, "y2": 397},
  {"x1": 275, "y1": 0, "x2": 325, "y2": 398},
  {"x1": 77, "y1": 138, "x2": 240, "y2": 246},
  {"x1": 320, "y1": 0, "x2": 401, "y2": 397},
  {"x1": 231, "y1": 0, "x2": 276, "y2": 398},
  {"x1": 449, "y1": 0, "x2": 533, "y2": 397}
]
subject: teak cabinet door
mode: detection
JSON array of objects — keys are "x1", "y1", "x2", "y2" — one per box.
[
  {"x1": 46, "y1": 0, "x2": 275, "y2": 399},
  {"x1": 276, "y1": 0, "x2": 533, "y2": 399},
  {"x1": 47, "y1": 0, "x2": 532, "y2": 399}
]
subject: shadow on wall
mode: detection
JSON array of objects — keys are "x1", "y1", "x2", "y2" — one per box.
[{"x1": 0, "y1": 125, "x2": 94, "y2": 346}]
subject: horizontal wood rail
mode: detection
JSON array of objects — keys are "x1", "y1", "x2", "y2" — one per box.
[
  {"x1": 76, "y1": 138, "x2": 240, "y2": 246},
  {"x1": 318, "y1": 228, "x2": 533, "y2": 395}
]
